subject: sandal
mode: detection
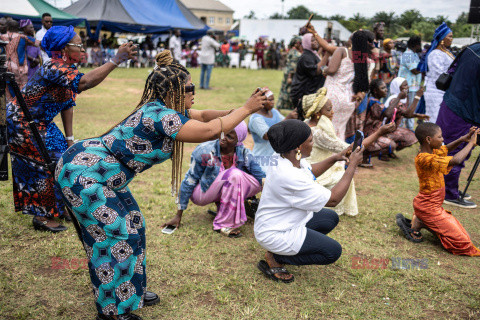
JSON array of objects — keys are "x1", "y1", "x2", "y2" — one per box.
[
  {"x1": 359, "y1": 162, "x2": 374, "y2": 168},
  {"x1": 396, "y1": 213, "x2": 423, "y2": 243},
  {"x1": 388, "y1": 153, "x2": 398, "y2": 159},
  {"x1": 215, "y1": 227, "x2": 243, "y2": 238},
  {"x1": 379, "y1": 154, "x2": 390, "y2": 161},
  {"x1": 257, "y1": 260, "x2": 294, "y2": 283}
]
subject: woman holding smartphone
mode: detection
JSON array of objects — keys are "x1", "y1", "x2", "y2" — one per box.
[
  {"x1": 56, "y1": 50, "x2": 268, "y2": 320},
  {"x1": 254, "y1": 120, "x2": 363, "y2": 283}
]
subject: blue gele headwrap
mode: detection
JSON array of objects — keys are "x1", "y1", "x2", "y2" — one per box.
[
  {"x1": 417, "y1": 22, "x2": 452, "y2": 72},
  {"x1": 41, "y1": 25, "x2": 76, "y2": 58}
]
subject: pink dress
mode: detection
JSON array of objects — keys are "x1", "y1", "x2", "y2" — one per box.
[
  {"x1": 190, "y1": 154, "x2": 262, "y2": 230},
  {"x1": 325, "y1": 48, "x2": 355, "y2": 141}
]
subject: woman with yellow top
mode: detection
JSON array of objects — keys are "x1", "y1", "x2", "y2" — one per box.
[{"x1": 302, "y1": 88, "x2": 395, "y2": 216}]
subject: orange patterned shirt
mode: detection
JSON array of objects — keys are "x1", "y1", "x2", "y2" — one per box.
[{"x1": 415, "y1": 146, "x2": 453, "y2": 194}]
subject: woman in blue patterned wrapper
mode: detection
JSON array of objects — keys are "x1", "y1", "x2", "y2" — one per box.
[
  {"x1": 55, "y1": 50, "x2": 267, "y2": 320},
  {"x1": 6, "y1": 25, "x2": 137, "y2": 233}
]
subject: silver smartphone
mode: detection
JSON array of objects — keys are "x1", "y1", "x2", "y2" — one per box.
[{"x1": 161, "y1": 225, "x2": 177, "y2": 234}]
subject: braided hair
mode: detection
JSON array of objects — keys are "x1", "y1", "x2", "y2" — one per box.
[
  {"x1": 106, "y1": 50, "x2": 190, "y2": 198},
  {"x1": 369, "y1": 79, "x2": 384, "y2": 99},
  {"x1": 351, "y1": 30, "x2": 374, "y2": 94}
]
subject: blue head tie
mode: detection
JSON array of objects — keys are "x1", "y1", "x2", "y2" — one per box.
[
  {"x1": 41, "y1": 25, "x2": 76, "y2": 58},
  {"x1": 417, "y1": 22, "x2": 452, "y2": 72}
]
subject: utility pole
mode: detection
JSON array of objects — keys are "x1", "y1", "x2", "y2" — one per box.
[{"x1": 281, "y1": 0, "x2": 285, "y2": 18}]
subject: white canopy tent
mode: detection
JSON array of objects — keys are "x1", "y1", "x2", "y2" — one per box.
[
  {"x1": 239, "y1": 19, "x2": 352, "y2": 44},
  {"x1": 1, "y1": 0, "x2": 39, "y2": 16}
]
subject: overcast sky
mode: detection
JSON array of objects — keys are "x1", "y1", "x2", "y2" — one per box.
[
  {"x1": 48, "y1": 0, "x2": 471, "y2": 21},
  {"x1": 221, "y1": 0, "x2": 471, "y2": 20}
]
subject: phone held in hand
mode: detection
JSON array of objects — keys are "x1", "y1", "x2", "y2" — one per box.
[
  {"x1": 391, "y1": 108, "x2": 397, "y2": 123},
  {"x1": 352, "y1": 130, "x2": 364, "y2": 152},
  {"x1": 162, "y1": 225, "x2": 177, "y2": 234}
]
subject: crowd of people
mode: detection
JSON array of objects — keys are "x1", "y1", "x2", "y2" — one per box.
[{"x1": 1, "y1": 10, "x2": 480, "y2": 320}]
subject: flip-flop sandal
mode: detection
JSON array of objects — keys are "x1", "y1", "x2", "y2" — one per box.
[
  {"x1": 359, "y1": 163, "x2": 374, "y2": 168},
  {"x1": 396, "y1": 213, "x2": 423, "y2": 243},
  {"x1": 257, "y1": 260, "x2": 294, "y2": 284},
  {"x1": 215, "y1": 227, "x2": 243, "y2": 238},
  {"x1": 207, "y1": 210, "x2": 217, "y2": 216}
]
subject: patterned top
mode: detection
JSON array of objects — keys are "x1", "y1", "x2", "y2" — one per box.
[
  {"x1": 8, "y1": 58, "x2": 84, "y2": 154},
  {"x1": 101, "y1": 100, "x2": 190, "y2": 173},
  {"x1": 398, "y1": 48, "x2": 422, "y2": 92},
  {"x1": 363, "y1": 98, "x2": 385, "y2": 137},
  {"x1": 415, "y1": 146, "x2": 453, "y2": 194}
]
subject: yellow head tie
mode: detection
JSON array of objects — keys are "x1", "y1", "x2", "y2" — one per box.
[{"x1": 304, "y1": 87, "x2": 328, "y2": 119}]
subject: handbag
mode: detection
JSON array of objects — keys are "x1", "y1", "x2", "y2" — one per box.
[
  {"x1": 435, "y1": 46, "x2": 471, "y2": 91},
  {"x1": 244, "y1": 196, "x2": 260, "y2": 219}
]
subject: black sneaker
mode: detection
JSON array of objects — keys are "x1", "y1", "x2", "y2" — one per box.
[
  {"x1": 458, "y1": 191, "x2": 472, "y2": 200},
  {"x1": 444, "y1": 197, "x2": 477, "y2": 209}
]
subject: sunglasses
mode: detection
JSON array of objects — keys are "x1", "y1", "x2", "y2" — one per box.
[
  {"x1": 67, "y1": 43, "x2": 85, "y2": 50},
  {"x1": 185, "y1": 83, "x2": 195, "y2": 95}
]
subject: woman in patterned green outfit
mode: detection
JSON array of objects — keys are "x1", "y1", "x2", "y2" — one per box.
[
  {"x1": 55, "y1": 50, "x2": 267, "y2": 320},
  {"x1": 276, "y1": 36, "x2": 303, "y2": 110}
]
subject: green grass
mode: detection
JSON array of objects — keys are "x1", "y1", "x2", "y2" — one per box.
[{"x1": 1, "y1": 67, "x2": 480, "y2": 320}]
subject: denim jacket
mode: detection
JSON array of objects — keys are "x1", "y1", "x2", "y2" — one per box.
[{"x1": 178, "y1": 140, "x2": 265, "y2": 210}]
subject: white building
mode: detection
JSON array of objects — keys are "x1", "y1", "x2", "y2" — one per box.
[{"x1": 238, "y1": 19, "x2": 352, "y2": 44}]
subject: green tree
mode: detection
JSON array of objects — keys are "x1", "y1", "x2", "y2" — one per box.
[
  {"x1": 411, "y1": 20, "x2": 436, "y2": 40},
  {"x1": 287, "y1": 5, "x2": 313, "y2": 20},
  {"x1": 329, "y1": 14, "x2": 346, "y2": 21},
  {"x1": 244, "y1": 10, "x2": 257, "y2": 19},
  {"x1": 399, "y1": 9, "x2": 422, "y2": 29},
  {"x1": 429, "y1": 15, "x2": 452, "y2": 26},
  {"x1": 269, "y1": 12, "x2": 285, "y2": 19}
]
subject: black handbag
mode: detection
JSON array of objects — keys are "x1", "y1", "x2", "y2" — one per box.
[
  {"x1": 435, "y1": 72, "x2": 453, "y2": 91},
  {"x1": 244, "y1": 196, "x2": 259, "y2": 219},
  {"x1": 435, "y1": 46, "x2": 470, "y2": 91}
]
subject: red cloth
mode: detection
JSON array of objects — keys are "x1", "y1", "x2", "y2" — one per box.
[{"x1": 414, "y1": 187, "x2": 480, "y2": 256}]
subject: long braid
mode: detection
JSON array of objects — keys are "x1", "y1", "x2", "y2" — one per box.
[
  {"x1": 102, "y1": 50, "x2": 190, "y2": 199},
  {"x1": 352, "y1": 30, "x2": 374, "y2": 94}
]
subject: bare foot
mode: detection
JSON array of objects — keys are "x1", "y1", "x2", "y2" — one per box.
[{"x1": 265, "y1": 252, "x2": 293, "y2": 281}]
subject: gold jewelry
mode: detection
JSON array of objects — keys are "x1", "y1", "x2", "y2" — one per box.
[
  {"x1": 218, "y1": 117, "x2": 225, "y2": 139},
  {"x1": 295, "y1": 150, "x2": 302, "y2": 161},
  {"x1": 440, "y1": 40, "x2": 444, "y2": 46},
  {"x1": 438, "y1": 46, "x2": 455, "y2": 59}
]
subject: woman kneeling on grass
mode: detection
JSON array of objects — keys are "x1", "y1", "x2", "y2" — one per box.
[
  {"x1": 55, "y1": 50, "x2": 268, "y2": 320},
  {"x1": 162, "y1": 121, "x2": 265, "y2": 238},
  {"x1": 254, "y1": 119, "x2": 363, "y2": 283}
]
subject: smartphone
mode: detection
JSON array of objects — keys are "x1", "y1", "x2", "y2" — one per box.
[
  {"x1": 477, "y1": 133, "x2": 480, "y2": 145},
  {"x1": 161, "y1": 225, "x2": 177, "y2": 234},
  {"x1": 352, "y1": 130, "x2": 364, "y2": 152},
  {"x1": 391, "y1": 108, "x2": 397, "y2": 123}
]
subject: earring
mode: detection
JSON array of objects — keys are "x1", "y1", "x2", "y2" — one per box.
[
  {"x1": 440, "y1": 40, "x2": 444, "y2": 46},
  {"x1": 295, "y1": 150, "x2": 302, "y2": 161},
  {"x1": 62, "y1": 54, "x2": 67, "y2": 62}
]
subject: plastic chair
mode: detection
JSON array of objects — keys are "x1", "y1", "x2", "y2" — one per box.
[{"x1": 228, "y1": 52, "x2": 240, "y2": 68}]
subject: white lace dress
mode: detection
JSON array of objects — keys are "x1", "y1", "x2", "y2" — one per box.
[
  {"x1": 424, "y1": 49, "x2": 454, "y2": 123},
  {"x1": 306, "y1": 115, "x2": 359, "y2": 216}
]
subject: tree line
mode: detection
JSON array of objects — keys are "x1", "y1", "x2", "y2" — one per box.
[{"x1": 244, "y1": 6, "x2": 472, "y2": 40}]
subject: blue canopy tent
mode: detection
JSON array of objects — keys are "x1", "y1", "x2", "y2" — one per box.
[{"x1": 63, "y1": 0, "x2": 209, "y2": 40}]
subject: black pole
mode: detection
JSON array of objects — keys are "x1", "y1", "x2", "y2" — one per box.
[{"x1": 460, "y1": 154, "x2": 480, "y2": 200}]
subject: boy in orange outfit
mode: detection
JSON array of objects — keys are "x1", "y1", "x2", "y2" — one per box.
[{"x1": 396, "y1": 122, "x2": 480, "y2": 256}]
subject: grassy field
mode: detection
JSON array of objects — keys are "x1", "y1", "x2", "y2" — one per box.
[{"x1": 1, "y1": 67, "x2": 480, "y2": 320}]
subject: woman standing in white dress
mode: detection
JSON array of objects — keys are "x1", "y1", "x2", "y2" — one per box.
[
  {"x1": 418, "y1": 22, "x2": 454, "y2": 124},
  {"x1": 321, "y1": 30, "x2": 374, "y2": 140}
]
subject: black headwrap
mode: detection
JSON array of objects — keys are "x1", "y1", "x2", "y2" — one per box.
[{"x1": 267, "y1": 119, "x2": 311, "y2": 154}]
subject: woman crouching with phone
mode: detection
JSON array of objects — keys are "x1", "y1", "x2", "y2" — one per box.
[
  {"x1": 254, "y1": 119, "x2": 363, "y2": 283},
  {"x1": 55, "y1": 50, "x2": 268, "y2": 320}
]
